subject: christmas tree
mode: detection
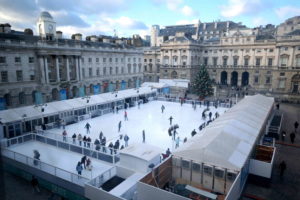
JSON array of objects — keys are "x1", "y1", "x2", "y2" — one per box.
[{"x1": 192, "y1": 65, "x2": 213, "y2": 98}]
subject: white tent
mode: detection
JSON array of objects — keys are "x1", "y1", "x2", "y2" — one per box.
[{"x1": 173, "y1": 94, "x2": 274, "y2": 171}]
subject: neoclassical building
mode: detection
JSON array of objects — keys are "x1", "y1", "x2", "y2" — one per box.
[
  {"x1": 0, "y1": 12, "x2": 143, "y2": 109},
  {"x1": 149, "y1": 16, "x2": 300, "y2": 100}
]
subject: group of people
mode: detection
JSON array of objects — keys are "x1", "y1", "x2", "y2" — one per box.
[
  {"x1": 281, "y1": 121, "x2": 299, "y2": 144},
  {"x1": 76, "y1": 155, "x2": 93, "y2": 177}
]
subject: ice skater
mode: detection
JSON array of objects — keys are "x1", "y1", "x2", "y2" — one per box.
[
  {"x1": 33, "y1": 150, "x2": 40, "y2": 166},
  {"x1": 191, "y1": 129, "x2": 197, "y2": 137},
  {"x1": 84, "y1": 122, "x2": 91, "y2": 134},
  {"x1": 72, "y1": 133, "x2": 76, "y2": 144},
  {"x1": 124, "y1": 134, "x2": 130, "y2": 147},
  {"x1": 78, "y1": 134, "x2": 82, "y2": 146},
  {"x1": 124, "y1": 111, "x2": 128, "y2": 121},
  {"x1": 142, "y1": 130, "x2": 145, "y2": 143},
  {"x1": 83, "y1": 136, "x2": 87, "y2": 147},
  {"x1": 209, "y1": 112, "x2": 212, "y2": 120},
  {"x1": 81, "y1": 155, "x2": 87, "y2": 169},
  {"x1": 161, "y1": 105, "x2": 165, "y2": 113},
  {"x1": 62, "y1": 130, "x2": 67, "y2": 142},
  {"x1": 169, "y1": 116, "x2": 173, "y2": 125},
  {"x1": 294, "y1": 121, "x2": 299, "y2": 133},
  {"x1": 76, "y1": 162, "x2": 83, "y2": 177},
  {"x1": 86, "y1": 157, "x2": 93, "y2": 171},
  {"x1": 118, "y1": 121, "x2": 122, "y2": 132}
]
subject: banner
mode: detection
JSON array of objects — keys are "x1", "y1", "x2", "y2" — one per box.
[
  {"x1": 121, "y1": 81, "x2": 126, "y2": 90},
  {"x1": 0, "y1": 98, "x2": 6, "y2": 110},
  {"x1": 93, "y1": 85, "x2": 100, "y2": 94},
  {"x1": 79, "y1": 87, "x2": 85, "y2": 97},
  {"x1": 35, "y1": 92, "x2": 43, "y2": 105},
  {"x1": 60, "y1": 89, "x2": 67, "y2": 100}
]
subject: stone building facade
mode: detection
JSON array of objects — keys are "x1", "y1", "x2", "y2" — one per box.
[
  {"x1": 150, "y1": 16, "x2": 300, "y2": 101},
  {"x1": 0, "y1": 12, "x2": 143, "y2": 109}
]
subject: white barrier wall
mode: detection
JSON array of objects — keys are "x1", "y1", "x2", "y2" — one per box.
[
  {"x1": 225, "y1": 172, "x2": 242, "y2": 200},
  {"x1": 85, "y1": 184, "x2": 125, "y2": 200},
  {"x1": 137, "y1": 182, "x2": 190, "y2": 200}
]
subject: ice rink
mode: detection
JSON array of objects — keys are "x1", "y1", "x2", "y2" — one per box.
[
  {"x1": 8, "y1": 141, "x2": 113, "y2": 179},
  {"x1": 49, "y1": 101, "x2": 227, "y2": 151}
]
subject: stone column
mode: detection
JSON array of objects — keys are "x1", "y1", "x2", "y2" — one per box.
[
  {"x1": 75, "y1": 56, "x2": 80, "y2": 81},
  {"x1": 55, "y1": 56, "x2": 60, "y2": 82},
  {"x1": 44, "y1": 56, "x2": 49, "y2": 84},
  {"x1": 66, "y1": 56, "x2": 70, "y2": 81},
  {"x1": 39, "y1": 56, "x2": 45, "y2": 84}
]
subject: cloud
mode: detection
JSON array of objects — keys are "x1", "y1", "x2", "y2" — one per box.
[
  {"x1": 252, "y1": 17, "x2": 268, "y2": 27},
  {"x1": 181, "y1": 5, "x2": 198, "y2": 17},
  {"x1": 275, "y1": 6, "x2": 300, "y2": 20},
  {"x1": 152, "y1": 0, "x2": 183, "y2": 11},
  {"x1": 220, "y1": 0, "x2": 264, "y2": 18},
  {"x1": 51, "y1": 11, "x2": 89, "y2": 27}
]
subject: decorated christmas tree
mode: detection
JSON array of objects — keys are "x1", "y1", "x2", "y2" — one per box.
[{"x1": 192, "y1": 65, "x2": 214, "y2": 98}]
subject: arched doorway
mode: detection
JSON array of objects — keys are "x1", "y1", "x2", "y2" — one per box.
[
  {"x1": 103, "y1": 81, "x2": 109, "y2": 93},
  {"x1": 4, "y1": 93, "x2": 11, "y2": 107},
  {"x1": 231, "y1": 71, "x2": 238, "y2": 86},
  {"x1": 171, "y1": 71, "x2": 178, "y2": 79},
  {"x1": 52, "y1": 88, "x2": 59, "y2": 101},
  {"x1": 220, "y1": 71, "x2": 227, "y2": 85},
  {"x1": 291, "y1": 74, "x2": 300, "y2": 93},
  {"x1": 241, "y1": 71, "x2": 249, "y2": 86},
  {"x1": 116, "y1": 81, "x2": 120, "y2": 91},
  {"x1": 90, "y1": 84, "x2": 94, "y2": 95}
]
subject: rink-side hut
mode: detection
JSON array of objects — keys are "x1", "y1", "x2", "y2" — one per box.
[{"x1": 138, "y1": 94, "x2": 276, "y2": 200}]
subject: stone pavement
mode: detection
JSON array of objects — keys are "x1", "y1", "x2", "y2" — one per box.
[{"x1": 242, "y1": 103, "x2": 300, "y2": 200}]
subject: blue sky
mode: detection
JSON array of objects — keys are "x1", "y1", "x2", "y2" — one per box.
[{"x1": 0, "y1": 0, "x2": 300, "y2": 38}]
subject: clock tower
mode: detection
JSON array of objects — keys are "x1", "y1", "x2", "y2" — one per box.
[{"x1": 37, "y1": 11, "x2": 56, "y2": 40}]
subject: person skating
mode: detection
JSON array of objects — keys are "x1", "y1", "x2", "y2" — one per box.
[
  {"x1": 124, "y1": 134, "x2": 130, "y2": 147},
  {"x1": 72, "y1": 133, "x2": 76, "y2": 144},
  {"x1": 86, "y1": 157, "x2": 93, "y2": 171},
  {"x1": 31, "y1": 176, "x2": 40, "y2": 193},
  {"x1": 87, "y1": 137, "x2": 91, "y2": 148},
  {"x1": 99, "y1": 131, "x2": 103, "y2": 141},
  {"x1": 124, "y1": 111, "x2": 128, "y2": 121},
  {"x1": 276, "y1": 103, "x2": 280, "y2": 110},
  {"x1": 33, "y1": 150, "x2": 40, "y2": 166},
  {"x1": 191, "y1": 129, "x2": 197, "y2": 137},
  {"x1": 118, "y1": 121, "x2": 122, "y2": 132},
  {"x1": 173, "y1": 129, "x2": 177, "y2": 141},
  {"x1": 142, "y1": 130, "x2": 145, "y2": 143},
  {"x1": 76, "y1": 162, "x2": 83, "y2": 177},
  {"x1": 290, "y1": 132, "x2": 296, "y2": 144},
  {"x1": 78, "y1": 134, "x2": 82, "y2": 146},
  {"x1": 209, "y1": 112, "x2": 212, "y2": 120},
  {"x1": 108, "y1": 142, "x2": 114, "y2": 155},
  {"x1": 279, "y1": 161, "x2": 286, "y2": 178},
  {"x1": 62, "y1": 130, "x2": 67, "y2": 142},
  {"x1": 169, "y1": 116, "x2": 173, "y2": 125},
  {"x1": 84, "y1": 122, "x2": 91, "y2": 134},
  {"x1": 281, "y1": 131, "x2": 286, "y2": 142},
  {"x1": 215, "y1": 112, "x2": 219, "y2": 119},
  {"x1": 161, "y1": 105, "x2": 165, "y2": 113},
  {"x1": 294, "y1": 121, "x2": 299, "y2": 132},
  {"x1": 183, "y1": 137, "x2": 187, "y2": 143},
  {"x1": 114, "y1": 140, "x2": 120, "y2": 154},
  {"x1": 81, "y1": 155, "x2": 87, "y2": 169},
  {"x1": 83, "y1": 136, "x2": 87, "y2": 147},
  {"x1": 102, "y1": 137, "x2": 107, "y2": 153}
]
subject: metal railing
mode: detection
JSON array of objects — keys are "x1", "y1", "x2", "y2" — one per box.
[{"x1": 1, "y1": 147, "x2": 90, "y2": 186}]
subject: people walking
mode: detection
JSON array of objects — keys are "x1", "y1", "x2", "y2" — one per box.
[
  {"x1": 169, "y1": 116, "x2": 173, "y2": 125},
  {"x1": 76, "y1": 162, "x2": 83, "y2": 176},
  {"x1": 124, "y1": 111, "x2": 128, "y2": 121},
  {"x1": 83, "y1": 136, "x2": 87, "y2": 147},
  {"x1": 191, "y1": 129, "x2": 197, "y2": 137},
  {"x1": 78, "y1": 133, "x2": 82, "y2": 146},
  {"x1": 290, "y1": 132, "x2": 296, "y2": 144},
  {"x1": 124, "y1": 134, "x2": 130, "y2": 147},
  {"x1": 31, "y1": 176, "x2": 40, "y2": 193},
  {"x1": 62, "y1": 130, "x2": 67, "y2": 142},
  {"x1": 84, "y1": 122, "x2": 91, "y2": 134},
  {"x1": 161, "y1": 105, "x2": 165, "y2": 113},
  {"x1": 118, "y1": 121, "x2": 122, "y2": 132},
  {"x1": 142, "y1": 130, "x2": 145, "y2": 143},
  {"x1": 294, "y1": 121, "x2": 299, "y2": 132},
  {"x1": 72, "y1": 133, "x2": 76, "y2": 144},
  {"x1": 279, "y1": 161, "x2": 286, "y2": 178}
]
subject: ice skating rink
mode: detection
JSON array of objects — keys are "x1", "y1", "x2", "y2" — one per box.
[
  {"x1": 8, "y1": 141, "x2": 113, "y2": 179},
  {"x1": 49, "y1": 101, "x2": 227, "y2": 151}
]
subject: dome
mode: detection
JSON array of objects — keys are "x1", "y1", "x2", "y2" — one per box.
[{"x1": 40, "y1": 11, "x2": 53, "y2": 19}]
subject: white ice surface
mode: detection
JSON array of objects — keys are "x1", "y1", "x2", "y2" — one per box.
[
  {"x1": 49, "y1": 101, "x2": 227, "y2": 152},
  {"x1": 8, "y1": 141, "x2": 113, "y2": 179}
]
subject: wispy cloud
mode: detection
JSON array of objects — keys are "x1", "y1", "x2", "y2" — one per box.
[
  {"x1": 220, "y1": 0, "x2": 265, "y2": 18},
  {"x1": 275, "y1": 6, "x2": 300, "y2": 20}
]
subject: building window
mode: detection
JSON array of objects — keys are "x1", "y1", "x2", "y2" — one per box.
[
  {"x1": 1, "y1": 71, "x2": 8, "y2": 82},
  {"x1": 213, "y1": 57, "x2": 218, "y2": 66},
  {"x1": 269, "y1": 49, "x2": 274, "y2": 52},
  {"x1": 96, "y1": 58, "x2": 99, "y2": 63},
  {"x1": 103, "y1": 67, "x2": 106, "y2": 75},
  {"x1": 244, "y1": 58, "x2": 249, "y2": 66},
  {"x1": 88, "y1": 58, "x2": 92, "y2": 63},
  {"x1": 268, "y1": 58, "x2": 273, "y2": 66},
  {"x1": 115, "y1": 58, "x2": 118, "y2": 62},
  {"x1": 121, "y1": 67, "x2": 124, "y2": 74},
  {"x1": 280, "y1": 72, "x2": 285, "y2": 76},
  {"x1": 266, "y1": 76, "x2": 271, "y2": 84},
  {"x1": 233, "y1": 57, "x2": 238, "y2": 66},
  {"x1": 204, "y1": 57, "x2": 208, "y2": 66},
  {"x1": 128, "y1": 58, "x2": 131, "y2": 62},
  {"x1": 214, "y1": 169, "x2": 224, "y2": 178},
  {"x1": 144, "y1": 59, "x2": 147, "y2": 62},
  {"x1": 203, "y1": 166, "x2": 212, "y2": 175},
  {"x1": 30, "y1": 75, "x2": 35, "y2": 80},
  {"x1": 192, "y1": 163, "x2": 201, "y2": 172},
  {"x1": 103, "y1": 58, "x2": 106, "y2": 63},
  {"x1": 16, "y1": 70, "x2": 23, "y2": 81},
  {"x1": 133, "y1": 58, "x2": 136, "y2": 62},
  {"x1": 181, "y1": 160, "x2": 190, "y2": 169},
  {"x1": 109, "y1": 67, "x2": 112, "y2": 75},
  {"x1": 296, "y1": 56, "x2": 300, "y2": 67},
  {"x1": 109, "y1": 58, "x2": 112, "y2": 62},
  {"x1": 89, "y1": 68, "x2": 92, "y2": 77},
  {"x1": 254, "y1": 76, "x2": 259, "y2": 84},
  {"x1": 256, "y1": 58, "x2": 261, "y2": 66},
  {"x1": 28, "y1": 57, "x2": 34, "y2": 63},
  {"x1": 223, "y1": 57, "x2": 227, "y2": 66},
  {"x1": 96, "y1": 68, "x2": 100, "y2": 76},
  {"x1": 82, "y1": 68, "x2": 85, "y2": 78},
  {"x1": 15, "y1": 57, "x2": 21, "y2": 63},
  {"x1": 0, "y1": 57, "x2": 6, "y2": 63},
  {"x1": 116, "y1": 67, "x2": 119, "y2": 74},
  {"x1": 183, "y1": 50, "x2": 186, "y2": 53},
  {"x1": 278, "y1": 79, "x2": 285, "y2": 89},
  {"x1": 280, "y1": 56, "x2": 288, "y2": 67}
]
